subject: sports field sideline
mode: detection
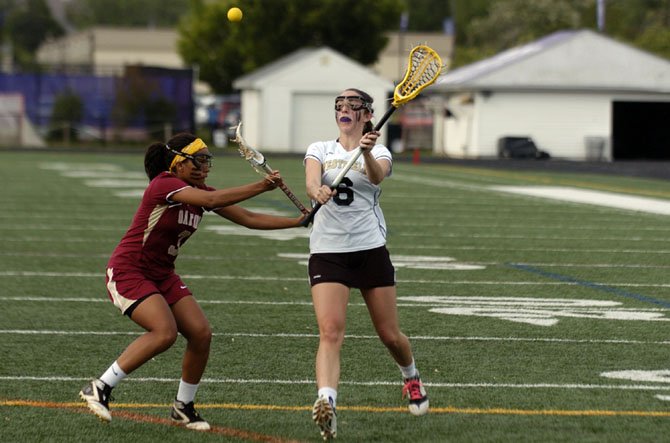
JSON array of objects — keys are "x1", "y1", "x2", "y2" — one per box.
[{"x1": 2, "y1": 149, "x2": 670, "y2": 442}]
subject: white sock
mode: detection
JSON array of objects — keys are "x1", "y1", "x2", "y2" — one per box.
[
  {"x1": 100, "y1": 361, "x2": 127, "y2": 388},
  {"x1": 176, "y1": 379, "x2": 199, "y2": 404},
  {"x1": 399, "y1": 358, "x2": 419, "y2": 380},
  {"x1": 318, "y1": 387, "x2": 338, "y2": 408}
]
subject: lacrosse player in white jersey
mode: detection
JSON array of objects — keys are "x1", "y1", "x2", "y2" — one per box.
[{"x1": 305, "y1": 88, "x2": 429, "y2": 440}]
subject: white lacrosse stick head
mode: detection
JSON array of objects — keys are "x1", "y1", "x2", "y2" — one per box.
[{"x1": 231, "y1": 122, "x2": 269, "y2": 175}]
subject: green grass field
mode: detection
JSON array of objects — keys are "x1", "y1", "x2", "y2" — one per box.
[{"x1": 2, "y1": 149, "x2": 670, "y2": 442}]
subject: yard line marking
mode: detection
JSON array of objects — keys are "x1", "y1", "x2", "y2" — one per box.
[
  {"x1": 390, "y1": 221, "x2": 670, "y2": 232},
  {"x1": 507, "y1": 262, "x2": 670, "y2": 269},
  {"x1": 2, "y1": 376, "x2": 670, "y2": 392},
  {"x1": 2, "y1": 271, "x2": 670, "y2": 287},
  {"x1": 2, "y1": 250, "x2": 669, "y2": 270},
  {"x1": 0, "y1": 225, "x2": 120, "y2": 231},
  {"x1": 400, "y1": 295, "x2": 670, "y2": 326},
  {"x1": 6, "y1": 235, "x2": 670, "y2": 255},
  {"x1": 4, "y1": 295, "x2": 670, "y2": 313},
  {"x1": 393, "y1": 173, "x2": 670, "y2": 215},
  {"x1": 7, "y1": 222, "x2": 669, "y2": 243},
  {"x1": 0, "y1": 400, "x2": 301, "y2": 443},
  {"x1": 395, "y1": 232, "x2": 670, "y2": 243},
  {"x1": 2, "y1": 399, "x2": 670, "y2": 418},
  {"x1": 398, "y1": 245, "x2": 670, "y2": 254},
  {"x1": 510, "y1": 263, "x2": 670, "y2": 309},
  {"x1": 2, "y1": 328, "x2": 670, "y2": 345},
  {"x1": 492, "y1": 186, "x2": 670, "y2": 216}
]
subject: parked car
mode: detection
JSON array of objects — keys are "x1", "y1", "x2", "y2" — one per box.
[{"x1": 498, "y1": 136, "x2": 550, "y2": 159}]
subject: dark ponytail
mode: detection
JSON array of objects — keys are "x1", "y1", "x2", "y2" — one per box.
[
  {"x1": 144, "y1": 143, "x2": 168, "y2": 180},
  {"x1": 144, "y1": 132, "x2": 197, "y2": 180},
  {"x1": 347, "y1": 88, "x2": 374, "y2": 135},
  {"x1": 363, "y1": 121, "x2": 374, "y2": 135}
]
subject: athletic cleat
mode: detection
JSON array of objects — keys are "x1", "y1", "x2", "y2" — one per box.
[
  {"x1": 402, "y1": 376, "x2": 429, "y2": 416},
  {"x1": 79, "y1": 379, "x2": 113, "y2": 422},
  {"x1": 312, "y1": 395, "x2": 337, "y2": 440},
  {"x1": 170, "y1": 399, "x2": 211, "y2": 431}
]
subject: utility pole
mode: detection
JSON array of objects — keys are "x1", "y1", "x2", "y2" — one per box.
[{"x1": 597, "y1": 0, "x2": 606, "y2": 32}]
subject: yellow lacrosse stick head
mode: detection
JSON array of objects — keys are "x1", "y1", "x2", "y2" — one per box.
[{"x1": 393, "y1": 45, "x2": 444, "y2": 107}]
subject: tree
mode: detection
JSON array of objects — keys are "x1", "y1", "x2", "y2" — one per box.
[
  {"x1": 445, "y1": 0, "x2": 670, "y2": 67},
  {"x1": 48, "y1": 89, "x2": 83, "y2": 141},
  {"x1": 65, "y1": 0, "x2": 190, "y2": 28},
  {"x1": 467, "y1": 0, "x2": 582, "y2": 52},
  {"x1": 178, "y1": 0, "x2": 404, "y2": 93},
  {"x1": 3, "y1": 0, "x2": 64, "y2": 70},
  {"x1": 400, "y1": 0, "x2": 452, "y2": 32}
]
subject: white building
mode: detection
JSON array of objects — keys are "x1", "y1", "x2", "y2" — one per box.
[
  {"x1": 36, "y1": 27, "x2": 184, "y2": 75},
  {"x1": 431, "y1": 29, "x2": 670, "y2": 161},
  {"x1": 233, "y1": 46, "x2": 394, "y2": 153}
]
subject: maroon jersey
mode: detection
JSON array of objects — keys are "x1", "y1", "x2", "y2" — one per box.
[{"x1": 108, "y1": 172, "x2": 213, "y2": 280}]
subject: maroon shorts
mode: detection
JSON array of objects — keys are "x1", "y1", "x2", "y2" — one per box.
[
  {"x1": 308, "y1": 246, "x2": 396, "y2": 289},
  {"x1": 105, "y1": 267, "x2": 192, "y2": 315}
]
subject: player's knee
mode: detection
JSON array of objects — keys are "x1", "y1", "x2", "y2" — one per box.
[
  {"x1": 319, "y1": 322, "x2": 345, "y2": 346},
  {"x1": 378, "y1": 329, "x2": 403, "y2": 349},
  {"x1": 153, "y1": 327, "x2": 179, "y2": 351},
  {"x1": 189, "y1": 324, "x2": 212, "y2": 350}
]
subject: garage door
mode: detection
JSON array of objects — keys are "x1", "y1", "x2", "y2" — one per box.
[
  {"x1": 291, "y1": 93, "x2": 338, "y2": 153},
  {"x1": 613, "y1": 101, "x2": 670, "y2": 160}
]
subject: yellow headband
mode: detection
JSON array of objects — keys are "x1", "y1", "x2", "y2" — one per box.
[{"x1": 169, "y1": 138, "x2": 207, "y2": 170}]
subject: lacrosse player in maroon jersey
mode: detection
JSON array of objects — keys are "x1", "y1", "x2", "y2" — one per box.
[
  {"x1": 79, "y1": 133, "x2": 304, "y2": 430},
  {"x1": 305, "y1": 89, "x2": 429, "y2": 440}
]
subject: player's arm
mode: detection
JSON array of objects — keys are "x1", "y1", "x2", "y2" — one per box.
[
  {"x1": 305, "y1": 158, "x2": 334, "y2": 204},
  {"x1": 363, "y1": 152, "x2": 391, "y2": 185},
  {"x1": 214, "y1": 205, "x2": 304, "y2": 229},
  {"x1": 360, "y1": 132, "x2": 390, "y2": 185},
  {"x1": 172, "y1": 174, "x2": 280, "y2": 209}
]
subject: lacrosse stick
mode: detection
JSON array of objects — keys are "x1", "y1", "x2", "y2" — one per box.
[
  {"x1": 231, "y1": 122, "x2": 310, "y2": 215},
  {"x1": 301, "y1": 44, "x2": 444, "y2": 226}
]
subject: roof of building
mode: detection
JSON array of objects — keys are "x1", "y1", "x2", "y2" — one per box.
[
  {"x1": 233, "y1": 46, "x2": 392, "y2": 90},
  {"x1": 434, "y1": 29, "x2": 670, "y2": 93}
]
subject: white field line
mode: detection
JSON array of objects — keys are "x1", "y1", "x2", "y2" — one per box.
[
  {"x1": 397, "y1": 244, "x2": 670, "y2": 254},
  {"x1": 7, "y1": 237, "x2": 670, "y2": 256},
  {"x1": 6, "y1": 234, "x2": 670, "y2": 249},
  {"x1": 3, "y1": 242, "x2": 670, "y2": 259},
  {"x1": 0, "y1": 225, "x2": 121, "y2": 231},
  {"x1": 492, "y1": 186, "x2": 670, "y2": 216},
  {"x1": 1, "y1": 328, "x2": 669, "y2": 345},
  {"x1": 390, "y1": 222, "x2": 670, "y2": 232},
  {"x1": 1, "y1": 271, "x2": 670, "y2": 287},
  {"x1": 0, "y1": 250, "x2": 670, "y2": 269},
  {"x1": 392, "y1": 174, "x2": 670, "y2": 217},
  {"x1": 3, "y1": 251, "x2": 669, "y2": 269},
  {"x1": 3, "y1": 213, "x2": 670, "y2": 233},
  {"x1": 1, "y1": 374, "x2": 670, "y2": 392},
  {"x1": 393, "y1": 232, "x2": 670, "y2": 243},
  {"x1": 5, "y1": 225, "x2": 669, "y2": 243},
  {"x1": 2, "y1": 296, "x2": 670, "y2": 313}
]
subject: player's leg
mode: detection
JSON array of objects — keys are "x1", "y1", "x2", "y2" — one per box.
[
  {"x1": 171, "y1": 296, "x2": 212, "y2": 384},
  {"x1": 311, "y1": 282, "x2": 349, "y2": 439},
  {"x1": 79, "y1": 293, "x2": 177, "y2": 422},
  {"x1": 169, "y1": 295, "x2": 212, "y2": 431},
  {"x1": 361, "y1": 286, "x2": 412, "y2": 365},
  {"x1": 313, "y1": 282, "x2": 349, "y2": 390},
  {"x1": 362, "y1": 286, "x2": 429, "y2": 416},
  {"x1": 121, "y1": 294, "x2": 179, "y2": 370}
]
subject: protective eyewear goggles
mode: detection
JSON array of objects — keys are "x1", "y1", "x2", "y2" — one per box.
[
  {"x1": 166, "y1": 146, "x2": 213, "y2": 169},
  {"x1": 190, "y1": 153, "x2": 213, "y2": 168},
  {"x1": 334, "y1": 95, "x2": 371, "y2": 112}
]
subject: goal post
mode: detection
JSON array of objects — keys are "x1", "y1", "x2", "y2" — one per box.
[{"x1": 0, "y1": 93, "x2": 45, "y2": 147}]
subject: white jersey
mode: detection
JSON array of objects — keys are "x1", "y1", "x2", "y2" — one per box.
[{"x1": 305, "y1": 139, "x2": 392, "y2": 253}]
